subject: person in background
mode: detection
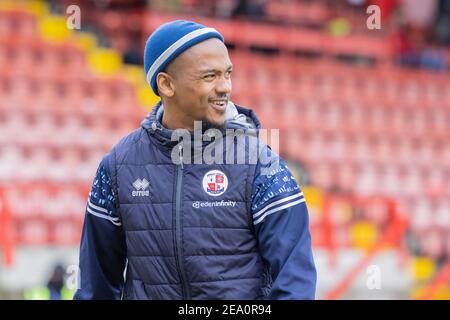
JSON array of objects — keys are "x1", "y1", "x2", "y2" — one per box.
[{"x1": 24, "y1": 264, "x2": 75, "y2": 300}]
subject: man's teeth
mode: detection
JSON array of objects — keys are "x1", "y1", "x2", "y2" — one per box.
[{"x1": 211, "y1": 101, "x2": 226, "y2": 106}]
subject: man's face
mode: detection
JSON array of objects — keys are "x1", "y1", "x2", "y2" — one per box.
[{"x1": 164, "y1": 38, "x2": 233, "y2": 130}]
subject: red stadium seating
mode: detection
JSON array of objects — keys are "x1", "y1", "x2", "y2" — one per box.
[{"x1": 1, "y1": 7, "x2": 449, "y2": 270}]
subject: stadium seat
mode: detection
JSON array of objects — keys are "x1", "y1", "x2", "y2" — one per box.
[
  {"x1": 421, "y1": 229, "x2": 445, "y2": 259},
  {"x1": 266, "y1": 1, "x2": 329, "y2": 26},
  {"x1": 51, "y1": 221, "x2": 82, "y2": 244},
  {"x1": 433, "y1": 201, "x2": 450, "y2": 230},
  {"x1": 18, "y1": 220, "x2": 48, "y2": 245},
  {"x1": 411, "y1": 256, "x2": 436, "y2": 282}
]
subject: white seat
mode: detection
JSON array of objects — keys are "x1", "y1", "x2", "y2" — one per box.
[
  {"x1": 411, "y1": 199, "x2": 433, "y2": 233},
  {"x1": 433, "y1": 201, "x2": 450, "y2": 230},
  {"x1": 0, "y1": 145, "x2": 24, "y2": 181},
  {"x1": 355, "y1": 164, "x2": 377, "y2": 195},
  {"x1": 421, "y1": 229, "x2": 444, "y2": 259}
]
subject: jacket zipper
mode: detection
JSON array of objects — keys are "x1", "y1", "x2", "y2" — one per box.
[{"x1": 175, "y1": 144, "x2": 191, "y2": 299}]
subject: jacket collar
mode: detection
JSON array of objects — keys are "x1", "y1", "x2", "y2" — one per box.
[{"x1": 141, "y1": 100, "x2": 261, "y2": 148}]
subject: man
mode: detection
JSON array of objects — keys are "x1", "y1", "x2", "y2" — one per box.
[
  {"x1": 24, "y1": 264, "x2": 75, "y2": 300},
  {"x1": 74, "y1": 20, "x2": 316, "y2": 300}
]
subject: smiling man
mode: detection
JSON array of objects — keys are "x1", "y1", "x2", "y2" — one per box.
[{"x1": 74, "y1": 20, "x2": 316, "y2": 300}]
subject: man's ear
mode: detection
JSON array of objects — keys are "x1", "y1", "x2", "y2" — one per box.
[{"x1": 156, "y1": 72, "x2": 175, "y2": 97}]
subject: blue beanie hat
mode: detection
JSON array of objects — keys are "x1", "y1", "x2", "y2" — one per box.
[{"x1": 144, "y1": 20, "x2": 224, "y2": 96}]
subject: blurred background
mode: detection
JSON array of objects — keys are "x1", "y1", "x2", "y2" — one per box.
[{"x1": 0, "y1": 0, "x2": 449, "y2": 300}]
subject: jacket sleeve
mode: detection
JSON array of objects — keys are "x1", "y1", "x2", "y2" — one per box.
[
  {"x1": 251, "y1": 146, "x2": 317, "y2": 300},
  {"x1": 73, "y1": 154, "x2": 127, "y2": 300}
]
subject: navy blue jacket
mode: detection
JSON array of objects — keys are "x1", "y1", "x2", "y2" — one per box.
[{"x1": 74, "y1": 102, "x2": 316, "y2": 300}]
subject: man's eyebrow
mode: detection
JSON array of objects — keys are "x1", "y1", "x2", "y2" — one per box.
[{"x1": 199, "y1": 65, "x2": 234, "y2": 74}]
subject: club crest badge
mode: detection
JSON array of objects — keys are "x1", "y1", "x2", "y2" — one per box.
[{"x1": 202, "y1": 170, "x2": 228, "y2": 196}]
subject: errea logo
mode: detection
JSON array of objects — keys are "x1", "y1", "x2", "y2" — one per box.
[{"x1": 132, "y1": 178, "x2": 150, "y2": 197}]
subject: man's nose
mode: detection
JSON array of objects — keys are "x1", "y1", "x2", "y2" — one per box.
[{"x1": 215, "y1": 76, "x2": 232, "y2": 95}]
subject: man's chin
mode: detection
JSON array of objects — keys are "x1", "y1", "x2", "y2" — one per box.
[{"x1": 201, "y1": 118, "x2": 225, "y2": 132}]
